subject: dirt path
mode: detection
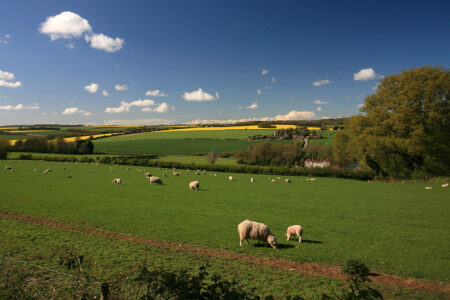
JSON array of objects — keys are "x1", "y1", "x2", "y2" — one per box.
[{"x1": 1, "y1": 211, "x2": 449, "y2": 293}]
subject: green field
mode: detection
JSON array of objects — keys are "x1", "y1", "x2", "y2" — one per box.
[
  {"x1": 308, "y1": 130, "x2": 336, "y2": 146},
  {"x1": 156, "y1": 154, "x2": 237, "y2": 165},
  {"x1": 1, "y1": 160, "x2": 448, "y2": 288}
]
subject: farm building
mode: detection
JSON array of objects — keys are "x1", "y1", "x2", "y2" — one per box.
[{"x1": 304, "y1": 159, "x2": 330, "y2": 168}]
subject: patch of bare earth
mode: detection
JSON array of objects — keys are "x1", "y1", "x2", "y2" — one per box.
[{"x1": 1, "y1": 211, "x2": 448, "y2": 293}]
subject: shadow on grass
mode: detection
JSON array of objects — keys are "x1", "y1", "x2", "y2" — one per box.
[
  {"x1": 301, "y1": 239, "x2": 323, "y2": 244},
  {"x1": 253, "y1": 243, "x2": 295, "y2": 249}
]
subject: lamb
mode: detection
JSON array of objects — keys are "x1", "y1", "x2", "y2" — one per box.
[
  {"x1": 271, "y1": 179, "x2": 276, "y2": 183},
  {"x1": 425, "y1": 186, "x2": 432, "y2": 190},
  {"x1": 5, "y1": 166, "x2": 13, "y2": 170},
  {"x1": 285, "y1": 179, "x2": 291, "y2": 184},
  {"x1": 149, "y1": 176, "x2": 163, "y2": 184},
  {"x1": 286, "y1": 225, "x2": 303, "y2": 243},
  {"x1": 237, "y1": 219, "x2": 277, "y2": 249},
  {"x1": 173, "y1": 172, "x2": 180, "y2": 176},
  {"x1": 442, "y1": 183, "x2": 448, "y2": 188},
  {"x1": 250, "y1": 178, "x2": 255, "y2": 183},
  {"x1": 228, "y1": 176, "x2": 233, "y2": 181},
  {"x1": 145, "y1": 173, "x2": 152, "y2": 178},
  {"x1": 112, "y1": 178, "x2": 122, "y2": 185},
  {"x1": 189, "y1": 181, "x2": 200, "y2": 190}
]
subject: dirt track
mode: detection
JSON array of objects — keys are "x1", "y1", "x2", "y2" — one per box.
[{"x1": 1, "y1": 211, "x2": 449, "y2": 293}]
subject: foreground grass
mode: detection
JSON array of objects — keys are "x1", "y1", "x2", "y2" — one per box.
[
  {"x1": 0, "y1": 218, "x2": 445, "y2": 299},
  {"x1": 0, "y1": 160, "x2": 449, "y2": 284}
]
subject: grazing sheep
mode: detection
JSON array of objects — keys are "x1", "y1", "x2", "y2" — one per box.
[
  {"x1": 189, "y1": 181, "x2": 200, "y2": 190},
  {"x1": 286, "y1": 225, "x2": 303, "y2": 243},
  {"x1": 5, "y1": 166, "x2": 13, "y2": 170},
  {"x1": 238, "y1": 220, "x2": 277, "y2": 249},
  {"x1": 310, "y1": 178, "x2": 316, "y2": 181},
  {"x1": 285, "y1": 179, "x2": 291, "y2": 184},
  {"x1": 202, "y1": 170, "x2": 206, "y2": 175},
  {"x1": 213, "y1": 173, "x2": 217, "y2": 177},
  {"x1": 10, "y1": 168, "x2": 14, "y2": 173},
  {"x1": 228, "y1": 176, "x2": 233, "y2": 181},
  {"x1": 112, "y1": 178, "x2": 122, "y2": 185},
  {"x1": 173, "y1": 172, "x2": 180, "y2": 176},
  {"x1": 442, "y1": 183, "x2": 448, "y2": 188},
  {"x1": 145, "y1": 173, "x2": 152, "y2": 178},
  {"x1": 271, "y1": 179, "x2": 276, "y2": 183},
  {"x1": 250, "y1": 178, "x2": 255, "y2": 183},
  {"x1": 149, "y1": 176, "x2": 163, "y2": 184},
  {"x1": 425, "y1": 186, "x2": 432, "y2": 190}
]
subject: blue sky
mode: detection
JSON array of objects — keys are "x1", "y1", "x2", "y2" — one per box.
[{"x1": 0, "y1": 0, "x2": 449, "y2": 125}]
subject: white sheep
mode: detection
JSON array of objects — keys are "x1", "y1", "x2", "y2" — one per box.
[
  {"x1": 442, "y1": 183, "x2": 448, "y2": 188},
  {"x1": 173, "y1": 172, "x2": 180, "y2": 176},
  {"x1": 112, "y1": 178, "x2": 122, "y2": 184},
  {"x1": 286, "y1": 225, "x2": 303, "y2": 243},
  {"x1": 5, "y1": 166, "x2": 13, "y2": 170},
  {"x1": 425, "y1": 186, "x2": 432, "y2": 190},
  {"x1": 145, "y1": 172, "x2": 152, "y2": 178},
  {"x1": 149, "y1": 176, "x2": 163, "y2": 184},
  {"x1": 250, "y1": 178, "x2": 255, "y2": 183},
  {"x1": 271, "y1": 179, "x2": 276, "y2": 183},
  {"x1": 189, "y1": 181, "x2": 200, "y2": 190},
  {"x1": 285, "y1": 179, "x2": 291, "y2": 184},
  {"x1": 229, "y1": 176, "x2": 233, "y2": 181},
  {"x1": 238, "y1": 220, "x2": 277, "y2": 249}
]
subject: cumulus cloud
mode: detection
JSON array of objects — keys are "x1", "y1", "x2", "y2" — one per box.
[
  {"x1": 105, "y1": 99, "x2": 167, "y2": 113},
  {"x1": 145, "y1": 89, "x2": 168, "y2": 97},
  {"x1": 84, "y1": 83, "x2": 99, "y2": 93},
  {"x1": 39, "y1": 11, "x2": 92, "y2": 40},
  {"x1": 247, "y1": 102, "x2": 259, "y2": 109},
  {"x1": 102, "y1": 89, "x2": 109, "y2": 96},
  {"x1": 40, "y1": 11, "x2": 124, "y2": 52},
  {"x1": 62, "y1": 107, "x2": 91, "y2": 116},
  {"x1": 316, "y1": 107, "x2": 322, "y2": 112},
  {"x1": 273, "y1": 110, "x2": 315, "y2": 120},
  {"x1": 271, "y1": 77, "x2": 277, "y2": 83},
  {"x1": 257, "y1": 89, "x2": 261, "y2": 95},
  {"x1": 142, "y1": 102, "x2": 169, "y2": 113},
  {"x1": 104, "y1": 118, "x2": 177, "y2": 126},
  {"x1": 261, "y1": 69, "x2": 269, "y2": 75},
  {"x1": 0, "y1": 34, "x2": 11, "y2": 45},
  {"x1": 105, "y1": 106, "x2": 129, "y2": 113},
  {"x1": 182, "y1": 88, "x2": 218, "y2": 101},
  {"x1": 84, "y1": 33, "x2": 124, "y2": 52},
  {"x1": 0, "y1": 104, "x2": 22, "y2": 110},
  {"x1": 115, "y1": 84, "x2": 128, "y2": 91},
  {"x1": 313, "y1": 79, "x2": 332, "y2": 86},
  {"x1": 0, "y1": 70, "x2": 21, "y2": 88},
  {"x1": 121, "y1": 99, "x2": 155, "y2": 108},
  {"x1": 314, "y1": 99, "x2": 329, "y2": 105},
  {"x1": 354, "y1": 68, "x2": 384, "y2": 81}
]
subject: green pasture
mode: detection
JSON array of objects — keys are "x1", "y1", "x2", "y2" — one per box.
[
  {"x1": 309, "y1": 130, "x2": 336, "y2": 146},
  {"x1": 156, "y1": 154, "x2": 237, "y2": 165},
  {"x1": 0, "y1": 160, "x2": 449, "y2": 285},
  {"x1": 94, "y1": 138, "x2": 280, "y2": 154}
]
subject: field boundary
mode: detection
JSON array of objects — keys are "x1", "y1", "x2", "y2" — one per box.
[{"x1": 1, "y1": 211, "x2": 449, "y2": 293}]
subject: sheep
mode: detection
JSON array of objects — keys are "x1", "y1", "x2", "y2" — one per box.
[
  {"x1": 196, "y1": 171, "x2": 200, "y2": 175},
  {"x1": 285, "y1": 179, "x2": 291, "y2": 184},
  {"x1": 149, "y1": 176, "x2": 163, "y2": 184},
  {"x1": 112, "y1": 178, "x2": 122, "y2": 185},
  {"x1": 442, "y1": 183, "x2": 448, "y2": 188},
  {"x1": 202, "y1": 170, "x2": 206, "y2": 175},
  {"x1": 271, "y1": 179, "x2": 276, "y2": 183},
  {"x1": 286, "y1": 225, "x2": 303, "y2": 243},
  {"x1": 5, "y1": 166, "x2": 13, "y2": 170},
  {"x1": 238, "y1": 220, "x2": 277, "y2": 249},
  {"x1": 189, "y1": 181, "x2": 200, "y2": 190},
  {"x1": 213, "y1": 173, "x2": 217, "y2": 177},
  {"x1": 33, "y1": 169, "x2": 38, "y2": 172},
  {"x1": 145, "y1": 172, "x2": 152, "y2": 178},
  {"x1": 250, "y1": 178, "x2": 255, "y2": 183},
  {"x1": 173, "y1": 172, "x2": 180, "y2": 176},
  {"x1": 10, "y1": 168, "x2": 14, "y2": 173},
  {"x1": 425, "y1": 186, "x2": 432, "y2": 190},
  {"x1": 228, "y1": 176, "x2": 233, "y2": 181}
]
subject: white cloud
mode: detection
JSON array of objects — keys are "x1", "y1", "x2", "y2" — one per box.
[
  {"x1": 354, "y1": 68, "x2": 384, "y2": 81},
  {"x1": 257, "y1": 89, "x2": 262, "y2": 95},
  {"x1": 357, "y1": 103, "x2": 364, "y2": 109},
  {"x1": 65, "y1": 43, "x2": 75, "y2": 49},
  {"x1": 84, "y1": 83, "x2": 99, "y2": 93},
  {"x1": 182, "y1": 88, "x2": 218, "y2": 101},
  {"x1": 84, "y1": 33, "x2": 124, "y2": 52},
  {"x1": 0, "y1": 34, "x2": 11, "y2": 45},
  {"x1": 39, "y1": 11, "x2": 92, "y2": 40},
  {"x1": 273, "y1": 110, "x2": 315, "y2": 120},
  {"x1": 102, "y1": 89, "x2": 109, "y2": 96},
  {"x1": 0, "y1": 104, "x2": 22, "y2": 110},
  {"x1": 105, "y1": 106, "x2": 129, "y2": 113},
  {"x1": 271, "y1": 77, "x2": 277, "y2": 83},
  {"x1": 62, "y1": 107, "x2": 91, "y2": 116},
  {"x1": 261, "y1": 69, "x2": 269, "y2": 75},
  {"x1": 145, "y1": 90, "x2": 168, "y2": 97},
  {"x1": 104, "y1": 118, "x2": 177, "y2": 126},
  {"x1": 142, "y1": 102, "x2": 169, "y2": 113},
  {"x1": 313, "y1": 79, "x2": 332, "y2": 86},
  {"x1": 316, "y1": 107, "x2": 322, "y2": 112},
  {"x1": 314, "y1": 99, "x2": 329, "y2": 105},
  {"x1": 321, "y1": 116, "x2": 332, "y2": 119},
  {"x1": 247, "y1": 102, "x2": 259, "y2": 109},
  {"x1": 115, "y1": 84, "x2": 128, "y2": 91},
  {"x1": 0, "y1": 70, "x2": 21, "y2": 88}
]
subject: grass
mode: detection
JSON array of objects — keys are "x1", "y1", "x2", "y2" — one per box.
[
  {"x1": 309, "y1": 130, "x2": 336, "y2": 146},
  {"x1": 0, "y1": 160, "x2": 449, "y2": 285},
  {"x1": 156, "y1": 154, "x2": 237, "y2": 165}
]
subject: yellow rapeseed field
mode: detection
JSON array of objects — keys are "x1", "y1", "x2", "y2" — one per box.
[
  {"x1": 154, "y1": 124, "x2": 297, "y2": 133},
  {"x1": 63, "y1": 132, "x2": 122, "y2": 142},
  {"x1": 4, "y1": 130, "x2": 51, "y2": 133}
]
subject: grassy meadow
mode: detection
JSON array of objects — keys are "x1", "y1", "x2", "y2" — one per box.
[{"x1": 1, "y1": 160, "x2": 448, "y2": 285}]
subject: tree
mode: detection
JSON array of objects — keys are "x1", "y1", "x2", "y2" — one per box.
[
  {"x1": 0, "y1": 140, "x2": 10, "y2": 159},
  {"x1": 346, "y1": 66, "x2": 449, "y2": 177},
  {"x1": 333, "y1": 131, "x2": 353, "y2": 167}
]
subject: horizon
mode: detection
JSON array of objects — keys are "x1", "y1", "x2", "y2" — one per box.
[{"x1": 1, "y1": 0, "x2": 449, "y2": 126}]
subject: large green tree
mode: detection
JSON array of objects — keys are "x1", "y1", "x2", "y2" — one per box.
[{"x1": 346, "y1": 66, "x2": 449, "y2": 177}]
